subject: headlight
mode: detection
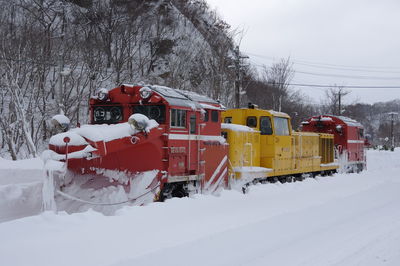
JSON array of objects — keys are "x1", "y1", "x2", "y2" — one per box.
[
  {"x1": 51, "y1": 114, "x2": 70, "y2": 132},
  {"x1": 97, "y1": 88, "x2": 109, "y2": 101},
  {"x1": 139, "y1": 86, "x2": 152, "y2": 99},
  {"x1": 94, "y1": 107, "x2": 106, "y2": 122},
  {"x1": 128, "y1": 114, "x2": 150, "y2": 132}
]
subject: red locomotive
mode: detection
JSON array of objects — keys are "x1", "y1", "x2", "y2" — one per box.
[
  {"x1": 46, "y1": 84, "x2": 228, "y2": 209},
  {"x1": 301, "y1": 115, "x2": 366, "y2": 173}
]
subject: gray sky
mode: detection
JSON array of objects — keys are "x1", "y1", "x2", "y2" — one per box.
[{"x1": 207, "y1": 0, "x2": 400, "y2": 104}]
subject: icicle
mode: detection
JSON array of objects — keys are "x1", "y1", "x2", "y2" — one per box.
[
  {"x1": 42, "y1": 169, "x2": 57, "y2": 212},
  {"x1": 41, "y1": 152, "x2": 66, "y2": 212}
]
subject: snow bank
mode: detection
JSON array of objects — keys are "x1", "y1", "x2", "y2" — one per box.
[
  {"x1": 1, "y1": 149, "x2": 400, "y2": 266},
  {"x1": 0, "y1": 157, "x2": 43, "y2": 170},
  {"x1": 0, "y1": 182, "x2": 42, "y2": 223},
  {"x1": 0, "y1": 157, "x2": 44, "y2": 222}
]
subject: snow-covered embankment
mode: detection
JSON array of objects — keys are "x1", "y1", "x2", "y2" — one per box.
[
  {"x1": 0, "y1": 149, "x2": 400, "y2": 266},
  {"x1": 0, "y1": 158, "x2": 43, "y2": 222}
]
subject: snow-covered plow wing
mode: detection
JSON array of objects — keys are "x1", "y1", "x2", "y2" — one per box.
[{"x1": 42, "y1": 116, "x2": 164, "y2": 213}]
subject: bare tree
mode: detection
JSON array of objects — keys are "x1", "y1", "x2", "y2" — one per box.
[
  {"x1": 246, "y1": 57, "x2": 294, "y2": 111},
  {"x1": 322, "y1": 86, "x2": 350, "y2": 115}
]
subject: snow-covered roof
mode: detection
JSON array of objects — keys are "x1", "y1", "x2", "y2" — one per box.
[
  {"x1": 176, "y1": 89, "x2": 219, "y2": 104},
  {"x1": 268, "y1": 110, "x2": 290, "y2": 118},
  {"x1": 149, "y1": 85, "x2": 219, "y2": 110},
  {"x1": 200, "y1": 103, "x2": 225, "y2": 111},
  {"x1": 307, "y1": 115, "x2": 362, "y2": 127},
  {"x1": 332, "y1": 115, "x2": 363, "y2": 127},
  {"x1": 311, "y1": 116, "x2": 333, "y2": 122}
]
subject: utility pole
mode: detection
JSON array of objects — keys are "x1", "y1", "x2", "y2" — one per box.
[
  {"x1": 338, "y1": 90, "x2": 341, "y2": 115},
  {"x1": 231, "y1": 46, "x2": 249, "y2": 108}
]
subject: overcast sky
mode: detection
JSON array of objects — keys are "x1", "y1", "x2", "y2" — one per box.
[{"x1": 207, "y1": 0, "x2": 400, "y2": 105}]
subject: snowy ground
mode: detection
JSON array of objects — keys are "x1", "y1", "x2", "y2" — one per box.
[
  {"x1": 1, "y1": 150, "x2": 400, "y2": 266},
  {"x1": 0, "y1": 157, "x2": 43, "y2": 222}
]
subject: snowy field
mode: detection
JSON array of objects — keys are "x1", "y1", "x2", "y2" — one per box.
[{"x1": 1, "y1": 149, "x2": 400, "y2": 266}]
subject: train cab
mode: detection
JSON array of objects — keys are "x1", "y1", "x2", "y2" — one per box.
[
  {"x1": 88, "y1": 84, "x2": 228, "y2": 195},
  {"x1": 222, "y1": 104, "x2": 337, "y2": 181},
  {"x1": 222, "y1": 105, "x2": 294, "y2": 177},
  {"x1": 301, "y1": 115, "x2": 366, "y2": 172}
]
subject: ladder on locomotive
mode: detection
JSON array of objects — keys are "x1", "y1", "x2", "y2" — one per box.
[{"x1": 197, "y1": 123, "x2": 206, "y2": 192}]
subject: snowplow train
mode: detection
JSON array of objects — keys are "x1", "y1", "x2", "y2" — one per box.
[{"x1": 43, "y1": 84, "x2": 364, "y2": 213}]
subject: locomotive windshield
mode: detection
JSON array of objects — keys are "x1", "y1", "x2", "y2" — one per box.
[
  {"x1": 133, "y1": 105, "x2": 166, "y2": 124},
  {"x1": 93, "y1": 105, "x2": 123, "y2": 124}
]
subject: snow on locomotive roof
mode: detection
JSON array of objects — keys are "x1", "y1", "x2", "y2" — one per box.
[
  {"x1": 333, "y1": 115, "x2": 363, "y2": 127},
  {"x1": 149, "y1": 85, "x2": 199, "y2": 109},
  {"x1": 150, "y1": 85, "x2": 219, "y2": 109},
  {"x1": 200, "y1": 103, "x2": 225, "y2": 111},
  {"x1": 176, "y1": 89, "x2": 219, "y2": 104},
  {"x1": 268, "y1": 110, "x2": 290, "y2": 117},
  {"x1": 308, "y1": 115, "x2": 362, "y2": 127},
  {"x1": 311, "y1": 117, "x2": 333, "y2": 122},
  {"x1": 151, "y1": 85, "x2": 188, "y2": 100}
]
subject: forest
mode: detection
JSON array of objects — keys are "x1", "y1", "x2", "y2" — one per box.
[{"x1": 0, "y1": 0, "x2": 399, "y2": 159}]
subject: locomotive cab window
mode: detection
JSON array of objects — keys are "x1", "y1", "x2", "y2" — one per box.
[
  {"x1": 359, "y1": 128, "x2": 364, "y2": 138},
  {"x1": 211, "y1": 110, "x2": 219, "y2": 122},
  {"x1": 246, "y1": 116, "x2": 257, "y2": 128},
  {"x1": 93, "y1": 105, "x2": 123, "y2": 124},
  {"x1": 273, "y1": 117, "x2": 290, "y2": 136},
  {"x1": 190, "y1": 114, "x2": 196, "y2": 134},
  {"x1": 133, "y1": 105, "x2": 166, "y2": 124},
  {"x1": 170, "y1": 109, "x2": 187, "y2": 128},
  {"x1": 224, "y1": 117, "x2": 232, "y2": 124},
  {"x1": 203, "y1": 110, "x2": 209, "y2": 122},
  {"x1": 260, "y1": 116, "x2": 273, "y2": 135}
]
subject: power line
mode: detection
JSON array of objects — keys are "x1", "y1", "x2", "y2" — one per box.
[
  {"x1": 245, "y1": 51, "x2": 400, "y2": 70},
  {"x1": 250, "y1": 61, "x2": 400, "y2": 80},
  {"x1": 265, "y1": 82, "x2": 400, "y2": 89},
  {"x1": 294, "y1": 70, "x2": 400, "y2": 80},
  {"x1": 292, "y1": 61, "x2": 400, "y2": 74}
]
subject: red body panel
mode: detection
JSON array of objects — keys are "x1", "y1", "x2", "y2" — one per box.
[{"x1": 301, "y1": 115, "x2": 366, "y2": 168}]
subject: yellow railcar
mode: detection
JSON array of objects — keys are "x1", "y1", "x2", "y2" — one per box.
[{"x1": 222, "y1": 106, "x2": 338, "y2": 183}]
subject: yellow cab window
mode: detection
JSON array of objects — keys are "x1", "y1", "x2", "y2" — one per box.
[{"x1": 274, "y1": 117, "x2": 290, "y2": 136}]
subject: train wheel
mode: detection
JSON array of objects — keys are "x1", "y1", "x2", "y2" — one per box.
[
  {"x1": 242, "y1": 183, "x2": 250, "y2": 194},
  {"x1": 268, "y1": 177, "x2": 279, "y2": 183},
  {"x1": 160, "y1": 183, "x2": 189, "y2": 201}
]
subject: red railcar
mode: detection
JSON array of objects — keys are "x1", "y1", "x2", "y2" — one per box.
[
  {"x1": 301, "y1": 115, "x2": 366, "y2": 172},
  {"x1": 47, "y1": 84, "x2": 228, "y2": 207}
]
